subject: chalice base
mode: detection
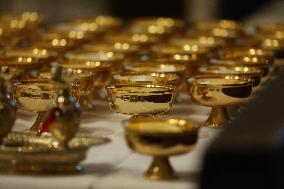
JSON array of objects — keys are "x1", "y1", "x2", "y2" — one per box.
[
  {"x1": 145, "y1": 156, "x2": 176, "y2": 180},
  {"x1": 204, "y1": 107, "x2": 231, "y2": 128}
]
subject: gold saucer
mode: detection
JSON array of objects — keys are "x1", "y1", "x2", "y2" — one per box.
[{"x1": 0, "y1": 131, "x2": 110, "y2": 174}]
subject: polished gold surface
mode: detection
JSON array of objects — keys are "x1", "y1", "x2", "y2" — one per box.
[
  {"x1": 198, "y1": 65, "x2": 263, "y2": 90},
  {"x1": 71, "y1": 16, "x2": 123, "y2": 33},
  {"x1": 12, "y1": 79, "x2": 57, "y2": 130},
  {"x1": 209, "y1": 57, "x2": 271, "y2": 82},
  {"x1": 104, "y1": 32, "x2": 160, "y2": 46},
  {"x1": 187, "y1": 75, "x2": 252, "y2": 128},
  {"x1": 39, "y1": 69, "x2": 94, "y2": 111},
  {"x1": 125, "y1": 117, "x2": 199, "y2": 180},
  {"x1": 31, "y1": 32, "x2": 75, "y2": 52},
  {"x1": 83, "y1": 42, "x2": 141, "y2": 57},
  {"x1": 62, "y1": 49, "x2": 124, "y2": 106},
  {"x1": 0, "y1": 57, "x2": 44, "y2": 78},
  {"x1": 219, "y1": 47, "x2": 274, "y2": 67},
  {"x1": 0, "y1": 131, "x2": 110, "y2": 174},
  {"x1": 152, "y1": 43, "x2": 208, "y2": 61},
  {"x1": 106, "y1": 84, "x2": 175, "y2": 118},
  {"x1": 128, "y1": 17, "x2": 184, "y2": 36},
  {"x1": 112, "y1": 73, "x2": 179, "y2": 86},
  {"x1": 169, "y1": 35, "x2": 225, "y2": 50},
  {"x1": 123, "y1": 61, "x2": 186, "y2": 77},
  {"x1": 191, "y1": 20, "x2": 244, "y2": 39}
]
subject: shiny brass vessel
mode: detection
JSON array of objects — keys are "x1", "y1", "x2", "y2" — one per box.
[
  {"x1": 125, "y1": 117, "x2": 200, "y2": 180},
  {"x1": 187, "y1": 75, "x2": 253, "y2": 128}
]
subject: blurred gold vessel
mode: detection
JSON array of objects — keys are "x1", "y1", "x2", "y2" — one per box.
[
  {"x1": 112, "y1": 73, "x2": 179, "y2": 86},
  {"x1": 209, "y1": 56, "x2": 271, "y2": 83},
  {"x1": 125, "y1": 117, "x2": 200, "y2": 180},
  {"x1": 61, "y1": 49, "x2": 124, "y2": 108},
  {"x1": 0, "y1": 132, "x2": 109, "y2": 174},
  {"x1": 198, "y1": 65, "x2": 263, "y2": 91},
  {"x1": 106, "y1": 84, "x2": 175, "y2": 119},
  {"x1": 187, "y1": 75, "x2": 252, "y2": 128},
  {"x1": 151, "y1": 43, "x2": 208, "y2": 75},
  {"x1": 12, "y1": 79, "x2": 59, "y2": 131},
  {"x1": 190, "y1": 20, "x2": 244, "y2": 41},
  {"x1": 128, "y1": 17, "x2": 185, "y2": 36},
  {"x1": 123, "y1": 61, "x2": 186, "y2": 78},
  {"x1": 104, "y1": 32, "x2": 160, "y2": 47}
]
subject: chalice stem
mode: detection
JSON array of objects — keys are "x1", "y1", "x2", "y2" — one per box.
[
  {"x1": 204, "y1": 107, "x2": 231, "y2": 128},
  {"x1": 145, "y1": 156, "x2": 175, "y2": 180}
]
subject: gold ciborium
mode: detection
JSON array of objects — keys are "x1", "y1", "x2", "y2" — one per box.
[
  {"x1": 106, "y1": 84, "x2": 175, "y2": 119},
  {"x1": 125, "y1": 117, "x2": 200, "y2": 180},
  {"x1": 187, "y1": 75, "x2": 253, "y2": 128}
]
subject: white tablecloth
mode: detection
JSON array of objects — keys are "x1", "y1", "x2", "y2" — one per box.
[{"x1": 0, "y1": 101, "x2": 222, "y2": 189}]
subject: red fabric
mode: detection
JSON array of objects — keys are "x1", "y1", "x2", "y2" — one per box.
[{"x1": 37, "y1": 107, "x2": 61, "y2": 136}]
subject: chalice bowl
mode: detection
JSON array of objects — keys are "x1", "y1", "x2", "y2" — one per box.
[
  {"x1": 106, "y1": 83, "x2": 175, "y2": 119},
  {"x1": 187, "y1": 75, "x2": 253, "y2": 128},
  {"x1": 12, "y1": 75, "x2": 79, "y2": 132},
  {"x1": 125, "y1": 117, "x2": 200, "y2": 180},
  {"x1": 112, "y1": 72, "x2": 179, "y2": 86},
  {"x1": 12, "y1": 79, "x2": 58, "y2": 131}
]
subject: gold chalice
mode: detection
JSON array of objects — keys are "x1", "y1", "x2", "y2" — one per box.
[
  {"x1": 12, "y1": 79, "x2": 58, "y2": 131},
  {"x1": 191, "y1": 20, "x2": 244, "y2": 41},
  {"x1": 104, "y1": 32, "x2": 160, "y2": 47},
  {"x1": 254, "y1": 26, "x2": 284, "y2": 68},
  {"x1": 112, "y1": 72, "x2": 179, "y2": 86},
  {"x1": 12, "y1": 73, "x2": 79, "y2": 132},
  {"x1": 71, "y1": 16, "x2": 123, "y2": 33},
  {"x1": 123, "y1": 61, "x2": 186, "y2": 79},
  {"x1": 128, "y1": 17, "x2": 185, "y2": 36},
  {"x1": 0, "y1": 12, "x2": 44, "y2": 46},
  {"x1": 0, "y1": 56, "x2": 44, "y2": 79},
  {"x1": 151, "y1": 43, "x2": 208, "y2": 75},
  {"x1": 125, "y1": 117, "x2": 200, "y2": 180},
  {"x1": 30, "y1": 32, "x2": 76, "y2": 54},
  {"x1": 197, "y1": 65, "x2": 263, "y2": 92},
  {"x1": 169, "y1": 34, "x2": 226, "y2": 52},
  {"x1": 209, "y1": 56, "x2": 271, "y2": 83},
  {"x1": 106, "y1": 84, "x2": 175, "y2": 119},
  {"x1": 62, "y1": 50, "x2": 124, "y2": 104},
  {"x1": 83, "y1": 41, "x2": 141, "y2": 62},
  {"x1": 38, "y1": 69, "x2": 94, "y2": 110},
  {"x1": 187, "y1": 75, "x2": 253, "y2": 128}
]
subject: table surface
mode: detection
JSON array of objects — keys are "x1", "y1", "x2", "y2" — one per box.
[{"x1": 0, "y1": 100, "x2": 222, "y2": 189}]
